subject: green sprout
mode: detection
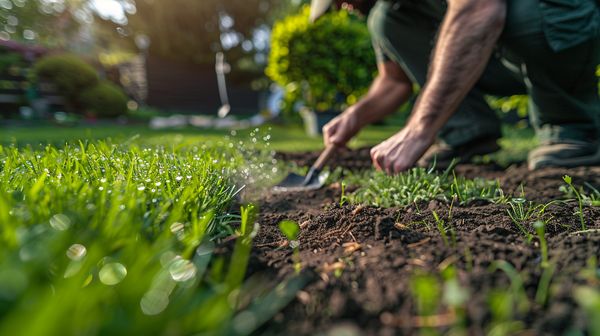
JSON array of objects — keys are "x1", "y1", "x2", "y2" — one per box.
[
  {"x1": 507, "y1": 197, "x2": 564, "y2": 238},
  {"x1": 432, "y1": 211, "x2": 449, "y2": 246},
  {"x1": 340, "y1": 180, "x2": 348, "y2": 206},
  {"x1": 535, "y1": 263, "x2": 556, "y2": 306},
  {"x1": 279, "y1": 220, "x2": 301, "y2": 275},
  {"x1": 533, "y1": 220, "x2": 548, "y2": 268},
  {"x1": 563, "y1": 175, "x2": 585, "y2": 230},
  {"x1": 489, "y1": 260, "x2": 530, "y2": 314},
  {"x1": 464, "y1": 246, "x2": 473, "y2": 272}
]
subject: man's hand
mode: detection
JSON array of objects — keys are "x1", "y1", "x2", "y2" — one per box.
[
  {"x1": 323, "y1": 108, "x2": 364, "y2": 152},
  {"x1": 370, "y1": 125, "x2": 435, "y2": 174}
]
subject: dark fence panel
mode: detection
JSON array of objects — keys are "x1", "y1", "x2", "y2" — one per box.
[{"x1": 146, "y1": 58, "x2": 263, "y2": 115}]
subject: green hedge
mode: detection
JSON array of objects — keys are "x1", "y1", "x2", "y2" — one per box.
[
  {"x1": 34, "y1": 55, "x2": 98, "y2": 98},
  {"x1": 266, "y1": 5, "x2": 377, "y2": 114},
  {"x1": 78, "y1": 80, "x2": 128, "y2": 117},
  {"x1": 34, "y1": 55, "x2": 128, "y2": 117}
]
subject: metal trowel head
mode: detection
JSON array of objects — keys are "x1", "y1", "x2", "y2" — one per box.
[{"x1": 273, "y1": 167, "x2": 330, "y2": 192}]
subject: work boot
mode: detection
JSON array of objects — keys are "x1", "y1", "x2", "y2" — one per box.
[
  {"x1": 416, "y1": 135, "x2": 501, "y2": 170},
  {"x1": 527, "y1": 139, "x2": 600, "y2": 170}
]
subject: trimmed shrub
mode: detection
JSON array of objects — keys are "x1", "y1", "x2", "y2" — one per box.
[
  {"x1": 266, "y1": 5, "x2": 377, "y2": 114},
  {"x1": 0, "y1": 52, "x2": 22, "y2": 74},
  {"x1": 34, "y1": 55, "x2": 98, "y2": 98},
  {"x1": 78, "y1": 80, "x2": 128, "y2": 117}
]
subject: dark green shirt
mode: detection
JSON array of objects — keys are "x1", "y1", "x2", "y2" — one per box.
[{"x1": 539, "y1": 0, "x2": 600, "y2": 52}]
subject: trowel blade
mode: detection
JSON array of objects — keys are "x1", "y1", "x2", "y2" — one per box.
[{"x1": 273, "y1": 171, "x2": 330, "y2": 192}]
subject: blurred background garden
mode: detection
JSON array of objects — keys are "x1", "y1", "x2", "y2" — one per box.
[{"x1": 0, "y1": 0, "x2": 537, "y2": 164}]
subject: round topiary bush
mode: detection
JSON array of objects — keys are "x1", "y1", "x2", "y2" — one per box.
[
  {"x1": 34, "y1": 55, "x2": 98, "y2": 99},
  {"x1": 78, "y1": 80, "x2": 128, "y2": 117},
  {"x1": 266, "y1": 5, "x2": 377, "y2": 114}
]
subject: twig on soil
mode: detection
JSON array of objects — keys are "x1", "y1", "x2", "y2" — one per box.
[
  {"x1": 322, "y1": 262, "x2": 345, "y2": 272},
  {"x1": 352, "y1": 205, "x2": 364, "y2": 215},
  {"x1": 348, "y1": 231, "x2": 357, "y2": 242},
  {"x1": 571, "y1": 229, "x2": 600, "y2": 235},
  {"x1": 255, "y1": 240, "x2": 287, "y2": 248},
  {"x1": 299, "y1": 220, "x2": 310, "y2": 229},
  {"x1": 407, "y1": 237, "x2": 431, "y2": 248},
  {"x1": 410, "y1": 259, "x2": 428, "y2": 267},
  {"x1": 437, "y1": 254, "x2": 461, "y2": 271},
  {"x1": 341, "y1": 222, "x2": 355, "y2": 239},
  {"x1": 380, "y1": 308, "x2": 457, "y2": 328},
  {"x1": 342, "y1": 242, "x2": 362, "y2": 254}
]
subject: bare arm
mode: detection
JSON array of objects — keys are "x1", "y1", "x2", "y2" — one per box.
[
  {"x1": 323, "y1": 60, "x2": 413, "y2": 147},
  {"x1": 371, "y1": 0, "x2": 507, "y2": 173}
]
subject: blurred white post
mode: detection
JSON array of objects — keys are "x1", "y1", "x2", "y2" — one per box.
[{"x1": 215, "y1": 52, "x2": 231, "y2": 118}]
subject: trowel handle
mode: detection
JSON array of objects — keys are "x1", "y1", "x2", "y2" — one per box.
[{"x1": 312, "y1": 145, "x2": 338, "y2": 171}]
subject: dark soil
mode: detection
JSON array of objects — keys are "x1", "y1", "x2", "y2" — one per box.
[{"x1": 246, "y1": 147, "x2": 600, "y2": 336}]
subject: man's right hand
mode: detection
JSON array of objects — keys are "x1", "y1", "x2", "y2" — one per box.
[{"x1": 323, "y1": 108, "x2": 364, "y2": 150}]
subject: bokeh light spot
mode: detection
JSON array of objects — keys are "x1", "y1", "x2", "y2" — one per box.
[
  {"x1": 50, "y1": 214, "x2": 71, "y2": 231},
  {"x1": 170, "y1": 259, "x2": 196, "y2": 282},
  {"x1": 99, "y1": 263, "x2": 127, "y2": 285},
  {"x1": 67, "y1": 244, "x2": 87, "y2": 260},
  {"x1": 141, "y1": 290, "x2": 169, "y2": 315}
]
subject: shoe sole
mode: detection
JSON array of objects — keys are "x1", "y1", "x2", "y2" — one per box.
[{"x1": 528, "y1": 147, "x2": 600, "y2": 170}]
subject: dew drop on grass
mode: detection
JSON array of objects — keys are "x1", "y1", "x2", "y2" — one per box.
[
  {"x1": 99, "y1": 263, "x2": 127, "y2": 285},
  {"x1": 233, "y1": 311, "x2": 258, "y2": 334},
  {"x1": 155, "y1": 182, "x2": 161, "y2": 186},
  {"x1": 160, "y1": 252, "x2": 180, "y2": 267},
  {"x1": 141, "y1": 290, "x2": 169, "y2": 315},
  {"x1": 170, "y1": 223, "x2": 184, "y2": 234},
  {"x1": 138, "y1": 186, "x2": 145, "y2": 191},
  {"x1": 176, "y1": 176, "x2": 182, "y2": 181},
  {"x1": 67, "y1": 244, "x2": 87, "y2": 260},
  {"x1": 50, "y1": 214, "x2": 70, "y2": 231},
  {"x1": 64, "y1": 260, "x2": 82, "y2": 278},
  {"x1": 170, "y1": 259, "x2": 196, "y2": 282},
  {"x1": 196, "y1": 241, "x2": 215, "y2": 256},
  {"x1": 511, "y1": 198, "x2": 526, "y2": 204}
]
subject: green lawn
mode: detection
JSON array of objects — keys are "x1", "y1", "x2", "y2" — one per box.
[{"x1": 0, "y1": 123, "x2": 400, "y2": 153}]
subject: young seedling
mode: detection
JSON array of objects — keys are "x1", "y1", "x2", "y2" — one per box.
[
  {"x1": 535, "y1": 263, "x2": 556, "y2": 306},
  {"x1": 450, "y1": 228, "x2": 457, "y2": 248},
  {"x1": 464, "y1": 246, "x2": 473, "y2": 272},
  {"x1": 340, "y1": 180, "x2": 348, "y2": 206},
  {"x1": 432, "y1": 211, "x2": 449, "y2": 246},
  {"x1": 279, "y1": 220, "x2": 301, "y2": 275},
  {"x1": 489, "y1": 260, "x2": 530, "y2": 314},
  {"x1": 533, "y1": 220, "x2": 548, "y2": 268},
  {"x1": 563, "y1": 175, "x2": 585, "y2": 230}
]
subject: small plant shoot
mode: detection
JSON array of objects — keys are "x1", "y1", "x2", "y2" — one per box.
[
  {"x1": 279, "y1": 221, "x2": 301, "y2": 275},
  {"x1": 563, "y1": 175, "x2": 586, "y2": 230},
  {"x1": 533, "y1": 220, "x2": 549, "y2": 268}
]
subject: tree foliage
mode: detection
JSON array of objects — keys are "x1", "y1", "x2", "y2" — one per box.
[
  {"x1": 120, "y1": 0, "x2": 288, "y2": 66},
  {"x1": 266, "y1": 5, "x2": 377, "y2": 113}
]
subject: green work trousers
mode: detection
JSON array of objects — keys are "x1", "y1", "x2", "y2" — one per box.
[{"x1": 368, "y1": 0, "x2": 600, "y2": 146}]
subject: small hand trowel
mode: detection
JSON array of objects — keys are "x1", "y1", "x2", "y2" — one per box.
[{"x1": 274, "y1": 145, "x2": 338, "y2": 192}]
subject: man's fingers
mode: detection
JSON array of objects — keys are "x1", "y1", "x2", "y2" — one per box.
[
  {"x1": 322, "y1": 123, "x2": 335, "y2": 146},
  {"x1": 370, "y1": 147, "x2": 384, "y2": 171}
]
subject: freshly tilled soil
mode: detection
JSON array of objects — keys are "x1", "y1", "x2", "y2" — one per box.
[{"x1": 242, "y1": 147, "x2": 600, "y2": 335}]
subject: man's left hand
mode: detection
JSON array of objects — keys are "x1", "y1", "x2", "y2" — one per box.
[{"x1": 370, "y1": 126, "x2": 435, "y2": 174}]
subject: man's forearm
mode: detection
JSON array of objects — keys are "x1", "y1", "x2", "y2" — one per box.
[
  {"x1": 408, "y1": 0, "x2": 507, "y2": 136},
  {"x1": 352, "y1": 74, "x2": 413, "y2": 125}
]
